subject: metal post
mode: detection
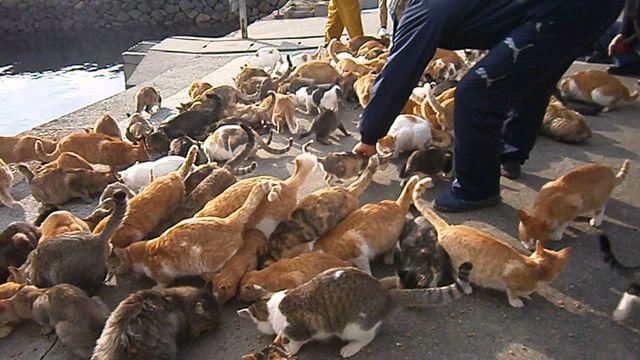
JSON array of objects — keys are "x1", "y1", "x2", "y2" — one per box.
[{"x1": 239, "y1": 0, "x2": 248, "y2": 39}]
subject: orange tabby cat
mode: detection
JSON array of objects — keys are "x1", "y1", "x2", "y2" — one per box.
[
  {"x1": 195, "y1": 154, "x2": 316, "y2": 238},
  {"x1": 106, "y1": 181, "x2": 278, "y2": 288},
  {"x1": 202, "y1": 229, "x2": 268, "y2": 304},
  {"x1": 36, "y1": 152, "x2": 93, "y2": 174},
  {"x1": 413, "y1": 177, "x2": 572, "y2": 308},
  {"x1": 93, "y1": 146, "x2": 198, "y2": 247},
  {"x1": 287, "y1": 176, "x2": 420, "y2": 274},
  {"x1": 238, "y1": 252, "x2": 350, "y2": 302},
  {"x1": 518, "y1": 160, "x2": 631, "y2": 249},
  {"x1": 39, "y1": 210, "x2": 90, "y2": 242}
]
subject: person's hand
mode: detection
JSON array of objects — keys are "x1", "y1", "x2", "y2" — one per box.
[
  {"x1": 353, "y1": 142, "x2": 377, "y2": 157},
  {"x1": 609, "y1": 33, "x2": 624, "y2": 56}
]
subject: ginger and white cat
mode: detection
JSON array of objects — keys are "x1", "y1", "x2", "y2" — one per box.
[
  {"x1": 106, "y1": 181, "x2": 278, "y2": 288},
  {"x1": 376, "y1": 115, "x2": 452, "y2": 158},
  {"x1": 518, "y1": 160, "x2": 630, "y2": 249},
  {"x1": 413, "y1": 177, "x2": 572, "y2": 308},
  {"x1": 559, "y1": 70, "x2": 638, "y2": 111}
]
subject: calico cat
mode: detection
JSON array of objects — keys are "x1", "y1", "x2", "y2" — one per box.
[
  {"x1": 396, "y1": 215, "x2": 453, "y2": 289},
  {"x1": 124, "y1": 113, "x2": 153, "y2": 143},
  {"x1": 202, "y1": 229, "x2": 267, "y2": 304},
  {"x1": 195, "y1": 153, "x2": 317, "y2": 239},
  {"x1": 518, "y1": 160, "x2": 631, "y2": 249},
  {"x1": 559, "y1": 70, "x2": 638, "y2": 111},
  {"x1": 9, "y1": 191, "x2": 128, "y2": 295},
  {"x1": 0, "y1": 284, "x2": 110, "y2": 358},
  {"x1": 0, "y1": 223, "x2": 40, "y2": 282},
  {"x1": 299, "y1": 110, "x2": 350, "y2": 145},
  {"x1": 303, "y1": 140, "x2": 369, "y2": 185},
  {"x1": 0, "y1": 135, "x2": 57, "y2": 164},
  {"x1": 93, "y1": 114, "x2": 122, "y2": 139},
  {"x1": 168, "y1": 136, "x2": 209, "y2": 165},
  {"x1": 92, "y1": 286, "x2": 220, "y2": 360},
  {"x1": 135, "y1": 86, "x2": 162, "y2": 114},
  {"x1": 238, "y1": 264, "x2": 472, "y2": 358},
  {"x1": 269, "y1": 156, "x2": 379, "y2": 260},
  {"x1": 287, "y1": 177, "x2": 420, "y2": 274},
  {"x1": 413, "y1": 177, "x2": 572, "y2": 308},
  {"x1": 204, "y1": 124, "x2": 293, "y2": 162},
  {"x1": 376, "y1": 115, "x2": 452, "y2": 158},
  {"x1": 238, "y1": 252, "x2": 350, "y2": 302},
  {"x1": 92, "y1": 147, "x2": 198, "y2": 248},
  {"x1": 399, "y1": 146, "x2": 453, "y2": 180},
  {"x1": 599, "y1": 234, "x2": 640, "y2": 321},
  {"x1": 117, "y1": 155, "x2": 196, "y2": 192},
  {"x1": 106, "y1": 182, "x2": 278, "y2": 288},
  {"x1": 0, "y1": 157, "x2": 21, "y2": 209},
  {"x1": 243, "y1": 331, "x2": 295, "y2": 360}
]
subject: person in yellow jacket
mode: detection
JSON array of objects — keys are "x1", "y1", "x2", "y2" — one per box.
[{"x1": 324, "y1": 0, "x2": 364, "y2": 44}]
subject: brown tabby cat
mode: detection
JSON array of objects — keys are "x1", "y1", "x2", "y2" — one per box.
[
  {"x1": 269, "y1": 156, "x2": 379, "y2": 260},
  {"x1": 135, "y1": 86, "x2": 162, "y2": 114},
  {"x1": 238, "y1": 252, "x2": 350, "y2": 302},
  {"x1": 518, "y1": 160, "x2": 630, "y2": 249},
  {"x1": 238, "y1": 264, "x2": 472, "y2": 358},
  {"x1": 287, "y1": 176, "x2": 420, "y2": 274},
  {"x1": 93, "y1": 146, "x2": 198, "y2": 248},
  {"x1": 243, "y1": 332, "x2": 295, "y2": 360},
  {"x1": 195, "y1": 153, "x2": 317, "y2": 238},
  {"x1": 413, "y1": 177, "x2": 572, "y2": 308},
  {"x1": 106, "y1": 181, "x2": 278, "y2": 288}
]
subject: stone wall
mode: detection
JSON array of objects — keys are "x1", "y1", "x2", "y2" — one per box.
[{"x1": 0, "y1": 0, "x2": 287, "y2": 37}]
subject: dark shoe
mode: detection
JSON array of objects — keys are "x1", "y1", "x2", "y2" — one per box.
[
  {"x1": 434, "y1": 192, "x2": 501, "y2": 213},
  {"x1": 501, "y1": 162, "x2": 522, "y2": 179},
  {"x1": 607, "y1": 62, "x2": 640, "y2": 77},
  {"x1": 584, "y1": 51, "x2": 612, "y2": 64}
]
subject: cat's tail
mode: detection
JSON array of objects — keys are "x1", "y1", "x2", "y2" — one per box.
[
  {"x1": 177, "y1": 145, "x2": 198, "y2": 180},
  {"x1": 96, "y1": 191, "x2": 128, "y2": 245},
  {"x1": 224, "y1": 123, "x2": 256, "y2": 172},
  {"x1": 255, "y1": 130, "x2": 294, "y2": 155},
  {"x1": 33, "y1": 206, "x2": 60, "y2": 227},
  {"x1": 0, "y1": 187, "x2": 21, "y2": 209},
  {"x1": 301, "y1": 139, "x2": 314, "y2": 153},
  {"x1": 600, "y1": 234, "x2": 640, "y2": 278},
  {"x1": 615, "y1": 159, "x2": 631, "y2": 186},
  {"x1": 234, "y1": 162, "x2": 258, "y2": 176},
  {"x1": 283, "y1": 153, "x2": 317, "y2": 189},
  {"x1": 226, "y1": 181, "x2": 277, "y2": 224},
  {"x1": 395, "y1": 176, "x2": 420, "y2": 211},
  {"x1": 412, "y1": 177, "x2": 449, "y2": 233},
  {"x1": 347, "y1": 155, "x2": 379, "y2": 198},
  {"x1": 430, "y1": 128, "x2": 453, "y2": 148},
  {"x1": 16, "y1": 163, "x2": 34, "y2": 184},
  {"x1": 35, "y1": 139, "x2": 60, "y2": 162},
  {"x1": 327, "y1": 38, "x2": 341, "y2": 62},
  {"x1": 425, "y1": 83, "x2": 445, "y2": 117},
  {"x1": 627, "y1": 90, "x2": 638, "y2": 102},
  {"x1": 390, "y1": 262, "x2": 473, "y2": 308}
]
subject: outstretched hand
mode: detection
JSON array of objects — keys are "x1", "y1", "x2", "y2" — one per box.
[{"x1": 352, "y1": 142, "x2": 377, "y2": 157}]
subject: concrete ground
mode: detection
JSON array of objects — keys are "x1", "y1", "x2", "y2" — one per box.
[{"x1": 1, "y1": 10, "x2": 639, "y2": 360}]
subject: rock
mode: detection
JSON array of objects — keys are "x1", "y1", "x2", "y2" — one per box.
[
  {"x1": 195, "y1": 13, "x2": 210, "y2": 23},
  {"x1": 267, "y1": 0, "x2": 277, "y2": 5},
  {"x1": 173, "y1": 12, "x2": 187, "y2": 23},
  {"x1": 165, "y1": 4, "x2": 179, "y2": 14},
  {"x1": 116, "y1": 12, "x2": 130, "y2": 22},
  {"x1": 0, "y1": 18, "x2": 14, "y2": 30},
  {"x1": 45, "y1": 0, "x2": 57, "y2": 7},
  {"x1": 214, "y1": 2, "x2": 224, "y2": 12},
  {"x1": 186, "y1": 9, "x2": 199, "y2": 19},
  {"x1": 128, "y1": 9, "x2": 142, "y2": 19},
  {"x1": 150, "y1": 9, "x2": 166, "y2": 21},
  {"x1": 212, "y1": 12, "x2": 223, "y2": 21},
  {"x1": 74, "y1": 0, "x2": 85, "y2": 9},
  {"x1": 138, "y1": 13, "x2": 151, "y2": 23},
  {"x1": 257, "y1": 1, "x2": 271, "y2": 13},
  {"x1": 137, "y1": 2, "x2": 152, "y2": 13},
  {"x1": 1, "y1": 0, "x2": 17, "y2": 9},
  {"x1": 61, "y1": 18, "x2": 74, "y2": 29},
  {"x1": 178, "y1": 0, "x2": 194, "y2": 11},
  {"x1": 39, "y1": 18, "x2": 53, "y2": 30}
]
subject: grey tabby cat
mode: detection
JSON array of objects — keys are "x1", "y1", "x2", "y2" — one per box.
[
  {"x1": 91, "y1": 286, "x2": 221, "y2": 360},
  {"x1": 600, "y1": 234, "x2": 640, "y2": 321},
  {"x1": 8, "y1": 191, "x2": 128, "y2": 295},
  {"x1": 238, "y1": 263, "x2": 472, "y2": 358}
]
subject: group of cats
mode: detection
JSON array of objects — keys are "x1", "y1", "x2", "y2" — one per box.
[{"x1": 0, "y1": 33, "x2": 637, "y2": 359}]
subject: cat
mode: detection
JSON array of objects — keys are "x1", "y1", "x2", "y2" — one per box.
[
  {"x1": 541, "y1": 97, "x2": 592, "y2": 144},
  {"x1": 93, "y1": 114, "x2": 122, "y2": 139},
  {"x1": 203, "y1": 124, "x2": 293, "y2": 162},
  {"x1": 117, "y1": 155, "x2": 197, "y2": 192},
  {"x1": 289, "y1": 61, "x2": 341, "y2": 85},
  {"x1": 295, "y1": 84, "x2": 343, "y2": 115},
  {"x1": 157, "y1": 99, "x2": 224, "y2": 141},
  {"x1": 168, "y1": 136, "x2": 209, "y2": 165},
  {"x1": 0, "y1": 135, "x2": 57, "y2": 164},
  {"x1": 91, "y1": 286, "x2": 220, "y2": 360},
  {"x1": 194, "y1": 153, "x2": 317, "y2": 239},
  {"x1": 243, "y1": 331, "x2": 295, "y2": 360},
  {"x1": 238, "y1": 252, "x2": 351, "y2": 302},
  {"x1": 124, "y1": 113, "x2": 153, "y2": 143},
  {"x1": 559, "y1": 70, "x2": 638, "y2": 111},
  {"x1": 424, "y1": 83, "x2": 455, "y2": 131},
  {"x1": 599, "y1": 234, "x2": 640, "y2": 321},
  {"x1": 396, "y1": 215, "x2": 453, "y2": 289},
  {"x1": 270, "y1": 92, "x2": 299, "y2": 134},
  {"x1": 35, "y1": 132, "x2": 149, "y2": 170},
  {"x1": 0, "y1": 223, "x2": 40, "y2": 282},
  {"x1": 376, "y1": 115, "x2": 452, "y2": 158},
  {"x1": 413, "y1": 177, "x2": 572, "y2": 308},
  {"x1": 0, "y1": 157, "x2": 21, "y2": 209},
  {"x1": 299, "y1": 110, "x2": 350, "y2": 145},
  {"x1": 188, "y1": 80, "x2": 213, "y2": 100},
  {"x1": 269, "y1": 156, "x2": 379, "y2": 260},
  {"x1": 8, "y1": 191, "x2": 128, "y2": 295},
  {"x1": 399, "y1": 146, "x2": 453, "y2": 180},
  {"x1": 106, "y1": 181, "x2": 278, "y2": 288},
  {"x1": 354, "y1": 73, "x2": 377, "y2": 108},
  {"x1": 303, "y1": 140, "x2": 369, "y2": 185},
  {"x1": 600, "y1": 234, "x2": 640, "y2": 281},
  {"x1": 35, "y1": 151, "x2": 93, "y2": 174},
  {"x1": 347, "y1": 35, "x2": 391, "y2": 53},
  {"x1": 235, "y1": 67, "x2": 270, "y2": 95},
  {"x1": 0, "y1": 284, "x2": 110, "y2": 358},
  {"x1": 37, "y1": 209, "x2": 91, "y2": 242},
  {"x1": 246, "y1": 47, "x2": 282, "y2": 72},
  {"x1": 92, "y1": 146, "x2": 198, "y2": 248},
  {"x1": 135, "y1": 86, "x2": 162, "y2": 114},
  {"x1": 223, "y1": 92, "x2": 277, "y2": 132},
  {"x1": 202, "y1": 229, "x2": 267, "y2": 304},
  {"x1": 181, "y1": 85, "x2": 259, "y2": 112},
  {"x1": 17, "y1": 163, "x2": 118, "y2": 205},
  {"x1": 287, "y1": 177, "x2": 420, "y2": 274},
  {"x1": 518, "y1": 160, "x2": 631, "y2": 249},
  {"x1": 238, "y1": 263, "x2": 472, "y2": 358}
]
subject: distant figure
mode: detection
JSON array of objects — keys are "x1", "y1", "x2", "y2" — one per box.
[
  {"x1": 378, "y1": 0, "x2": 389, "y2": 37},
  {"x1": 325, "y1": 0, "x2": 363, "y2": 44}
]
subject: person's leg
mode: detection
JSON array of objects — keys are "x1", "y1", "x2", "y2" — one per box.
[
  {"x1": 436, "y1": 0, "x2": 624, "y2": 211},
  {"x1": 325, "y1": 0, "x2": 345, "y2": 44},
  {"x1": 378, "y1": 0, "x2": 389, "y2": 36},
  {"x1": 337, "y1": 0, "x2": 364, "y2": 40}
]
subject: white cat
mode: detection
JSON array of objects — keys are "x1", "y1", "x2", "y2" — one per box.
[
  {"x1": 118, "y1": 156, "x2": 195, "y2": 192},
  {"x1": 376, "y1": 115, "x2": 435, "y2": 158},
  {"x1": 246, "y1": 47, "x2": 281, "y2": 72},
  {"x1": 295, "y1": 84, "x2": 342, "y2": 114}
]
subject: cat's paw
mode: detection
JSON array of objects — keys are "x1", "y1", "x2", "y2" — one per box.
[
  {"x1": 508, "y1": 297, "x2": 524, "y2": 308},
  {"x1": 40, "y1": 325, "x2": 55, "y2": 336},
  {"x1": 265, "y1": 181, "x2": 282, "y2": 202},
  {"x1": 340, "y1": 341, "x2": 367, "y2": 358},
  {"x1": 283, "y1": 339, "x2": 304, "y2": 355},
  {"x1": 589, "y1": 217, "x2": 603, "y2": 227}
]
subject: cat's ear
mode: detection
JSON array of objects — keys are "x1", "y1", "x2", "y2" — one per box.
[
  {"x1": 535, "y1": 241, "x2": 545, "y2": 256},
  {"x1": 251, "y1": 284, "x2": 269, "y2": 297},
  {"x1": 558, "y1": 246, "x2": 573, "y2": 259},
  {"x1": 517, "y1": 209, "x2": 530, "y2": 222},
  {"x1": 7, "y1": 266, "x2": 20, "y2": 280},
  {"x1": 237, "y1": 308, "x2": 252, "y2": 319}
]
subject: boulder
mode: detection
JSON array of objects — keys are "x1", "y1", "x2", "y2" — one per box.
[
  {"x1": 116, "y1": 11, "x2": 130, "y2": 22},
  {"x1": 195, "y1": 13, "x2": 210, "y2": 23},
  {"x1": 137, "y1": 2, "x2": 152, "y2": 13},
  {"x1": 151, "y1": 9, "x2": 167, "y2": 21},
  {"x1": 257, "y1": 1, "x2": 271, "y2": 13},
  {"x1": 178, "y1": 0, "x2": 194, "y2": 11},
  {"x1": 1, "y1": 0, "x2": 17, "y2": 9},
  {"x1": 165, "y1": 4, "x2": 179, "y2": 14},
  {"x1": 128, "y1": 9, "x2": 142, "y2": 19}
]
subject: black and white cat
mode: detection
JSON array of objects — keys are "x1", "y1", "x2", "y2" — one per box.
[
  {"x1": 295, "y1": 84, "x2": 342, "y2": 114},
  {"x1": 600, "y1": 234, "x2": 640, "y2": 321}
]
